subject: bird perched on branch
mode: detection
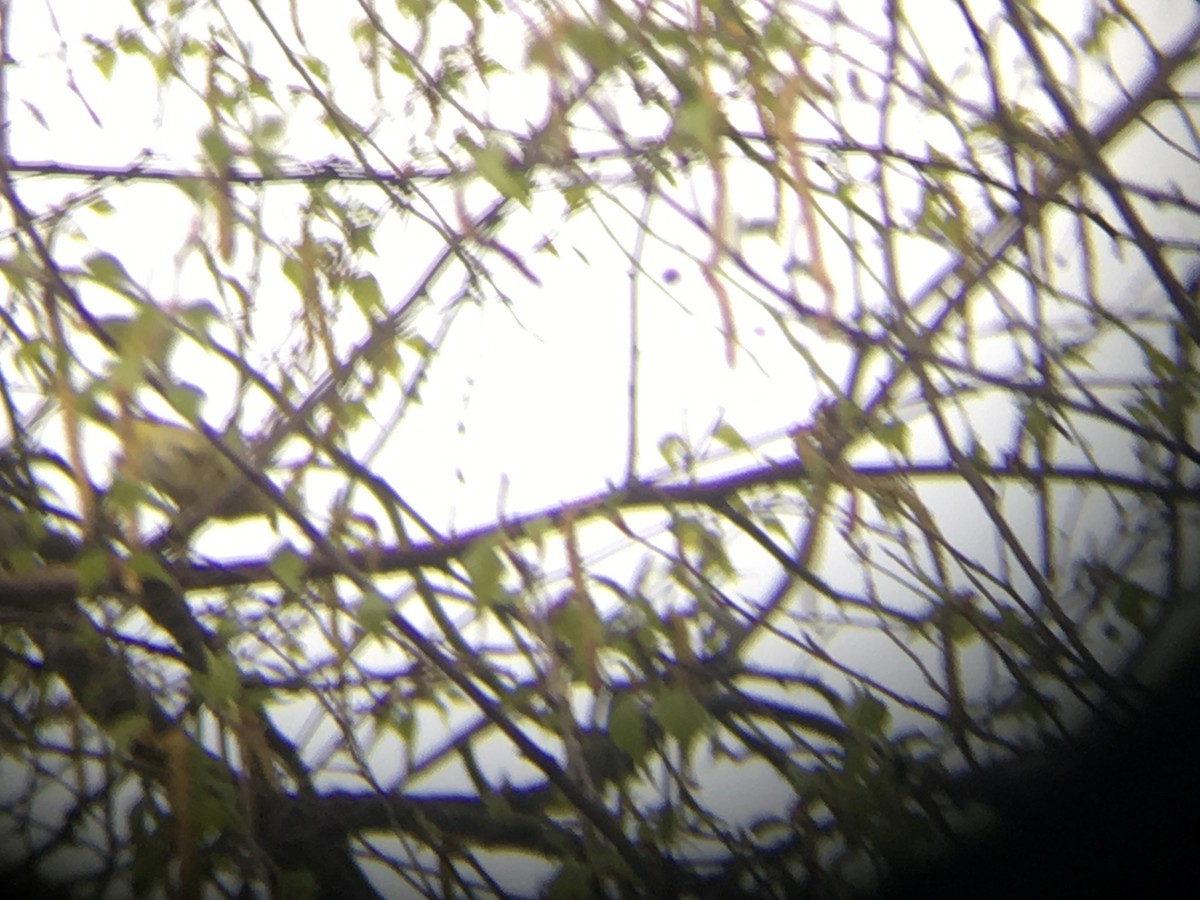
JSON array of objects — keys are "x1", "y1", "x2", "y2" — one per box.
[{"x1": 120, "y1": 417, "x2": 276, "y2": 522}]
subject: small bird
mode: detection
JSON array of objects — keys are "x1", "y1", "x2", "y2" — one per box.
[{"x1": 121, "y1": 417, "x2": 276, "y2": 522}]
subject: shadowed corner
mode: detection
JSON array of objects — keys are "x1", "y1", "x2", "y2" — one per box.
[{"x1": 870, "y1": 594, "x2": 1200, "y2": 899}]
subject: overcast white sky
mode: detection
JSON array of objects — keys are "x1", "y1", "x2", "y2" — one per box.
[{"x1": 5, "y1": 0, "x2": 1187, "y2": 532}]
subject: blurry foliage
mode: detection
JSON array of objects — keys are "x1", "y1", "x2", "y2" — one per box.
[{"x1": 1, "y1": 1, "x2": 1199, "y2": 897}]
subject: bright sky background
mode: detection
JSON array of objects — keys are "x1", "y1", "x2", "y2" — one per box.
[
  {"x1": 6, "y1": 0, "x2": 1185, "y2": 529},
  {"x1": 3, "y1": 0, "x2": 1199, "y2": 895}
]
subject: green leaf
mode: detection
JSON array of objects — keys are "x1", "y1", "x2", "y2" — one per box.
[
  {"x1": 451, "y1": 0, "x2": 480, "y2": 21},
  {"x1": 670, "y1": 515, "x2": 733, "y2": 577},
  {"x1": 609, "y1": 694, "x2": 647, "y2": 760},
  {"x1": 189, "y1": 755, "x2": 240, "y2": 834},
  {"x1": 1022, "y1": 400, "x2": 1050, "y2": 446},
  {"x1": 105, "y1": 712, "x2": 152, "y2": 752},
  {"x1": 548, "y1": 596, "x2": 599, "y2": 658},
  {"x1": 199, "y1": 126, "x2": 232, "y2": 170},
  {"x1": 302, "y1": 55, "x2": 329, "y2": 80},
  {"x1": 671, "y1": 516, "x2": 706, "y2": 555},
  {"x1": 562, "y1": 22, "x2": 621, "y2": 70},
  {"x1": 129, "y1": 807, "x2": 171, "y2": 895},
  {"x1": 939, "y1": 605, "x2": 979, "y2": 645},
  {"x1": 347, "y1": 222, "x2": 377, "y2": 254},
  {"x1": 658, "y1": 433, "x2": 690, "y2": 472},
  {"x1": 125, "y1": 551, "x2": 174, "y2": 585},
  {"x1": 177, "y1": 299, "x2": 221, "y2": 331},
  {"x1": 388, "y1": 48, "x2": 414, "y2": 79},
  {"x1": 673, "y1": 94, "x2": 723, "y2": 157},
  {"x1": 840, "y1": 692, "x2": 889, "y2": 735},
  {"x1": 12, "y1": 337, "x2": 49, "y2": 379},
  {"x1": 463, "y1": 540, "x2": 505, "y2": 605},
  {"x1": 652, "y1": 687, "x2": 708, "y2": 746},
  {"x1": 873, "y1": 418, "x2": 910, "y2": 457},
  {"x1": 281, "y1": 255, "x2": 305, "y2": 292},
  {"x1": 356, "y1": 591, "x2": 392, "y2": 636},
  {"x1": 255, "y1": 115, "x2": 285, "y2": 146},
  {"x1": 348, "y1": 273, "x2": 384, "y2": 316},
  {"x1": 276, "y1": 869, "x2": 321, "y2": 900},
  {"x1": 105, "y1": 474, "x2": 146, "y2": 515},
  {"x1": 562, "y1": 183, "x2": 590, "y2": 211},
  {"x1": 115, "y1": 28, "x2": 148, "y2": 57},
  {"x1": 89, "y1": 37, "x2": 116, "y2": 79},
  {"x1": 964, "y1": 440, "x2": 991, "y2": 471},
  {"x1": 194, "y1": 650, "x2": 242, "y2": 709},
  {"x1": 74, "y1": 546, "x2": 111, "y2": 593},
  {"x1": 269, "y1": 546, "x2": 308, "y2": 593},
  {"x1": 546, "y1": 861, "x2": 594, "y2": 900},
  {"x1": 712, "y1": 420, "x2": 749, "y2": 453},
  {"x1": 162, "y1": 383, "x2": 207, "y2": 422},
  {"x1": 100, "y1": 310, "x2": 174, "y2": 365},
  {"x1": 85, "y1": 252, "x2": 133, "y2": 292},
  {"x1": 351, "y1": 18, "x2": 375, "y2": 49},
  {"x1": 468, "y1": 142, "x2": 531, "y2": 205}
]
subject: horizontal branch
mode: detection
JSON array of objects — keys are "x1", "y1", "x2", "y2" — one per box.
[
  {"x1": 5, "y1": 157, "x2": 435, "y2": 186},
  {"x1": 1, "y1": 458, "x2": 1193, "y2": 609}
]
